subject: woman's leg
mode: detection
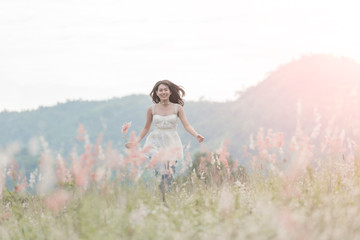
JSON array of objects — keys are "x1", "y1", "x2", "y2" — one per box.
[{"x1": 159, "y1": 161, "x2": 175, "y2": 204}]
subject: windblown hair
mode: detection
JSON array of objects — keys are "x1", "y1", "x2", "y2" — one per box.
[{"x1": 150, "y1": 80, "x2": 185, "y2": 106}]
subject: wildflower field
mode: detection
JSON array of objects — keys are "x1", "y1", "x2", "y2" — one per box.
[{"x1": 1, "y1": 123, "x2": 360, "y2": 240}]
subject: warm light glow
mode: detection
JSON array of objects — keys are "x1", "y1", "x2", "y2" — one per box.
[{"x1": 1, "y1": 0, "x2": 360, "y2": 111}]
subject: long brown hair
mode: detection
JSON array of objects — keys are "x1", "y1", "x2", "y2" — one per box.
[{"x1": 150, "y1": 80, "x2": 185, "y2": 106}]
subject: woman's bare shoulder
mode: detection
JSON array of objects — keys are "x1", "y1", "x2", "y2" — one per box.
[{"x1": 177, "y1": 104, "x2": 185, "y2": 112}]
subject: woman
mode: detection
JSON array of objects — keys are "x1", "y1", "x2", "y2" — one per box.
[{"x1": 126, "y1": 80, "x2": 204, "y2": 201}]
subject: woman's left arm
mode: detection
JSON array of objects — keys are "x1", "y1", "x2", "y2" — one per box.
[{"x1": 178, "y1": 105, "x2": 204, "y2": 143}]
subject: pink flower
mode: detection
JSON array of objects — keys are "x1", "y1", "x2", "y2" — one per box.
[
  {"x1": 56, "y1": 155, "x2": 71, "y2": 184},
  {"x1": 76, "y1": 124, "x2": 86, "y2": 142},
  {"x1": 7, "y1": 159, "x2": 18, "y2": 179},
  {"x1": 45, "y1": 189, "x2": 71, "y2": 213},
  {"x1": 277, "y1": 132, "x2": 284, "y2": 148},
  {"x1": 242, "y1": 145, "x2": 250, "y2": 157},
  {"x1": 71, "y1": 159, "x2": 90, "y2": 188},
  {"x1": 121, "y1": 122, "x2": 132, "y2": 135},
  {"x1": 216, "y1": 140, "x2": 230, "y2": 173},
  {"x1": 14, "y1": 175, "x2": 27, "y2": 195}
]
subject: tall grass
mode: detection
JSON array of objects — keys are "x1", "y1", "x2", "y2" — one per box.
[{"x1": 1, "y1": 121, "x2": 360, "y2": 240}]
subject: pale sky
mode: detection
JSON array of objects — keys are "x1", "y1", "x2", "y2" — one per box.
[{"x1": 1, "y1": 0, "x2": 360, "y2": 111}]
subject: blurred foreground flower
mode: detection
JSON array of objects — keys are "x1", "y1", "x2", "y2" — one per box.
[
  {"x1": 122, "y1": 122, "x2": 132, "y2": 135},
  {"x1": 45, "y1": 189, "x2": 71, "y2": 213},
  {"x1": 122, "y1": 122, "x2": 132, "y2": 142}
]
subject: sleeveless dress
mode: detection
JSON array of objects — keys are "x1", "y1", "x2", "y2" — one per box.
[{"x1": 143, "y1": 104, "x2": 183, "y2": 175}]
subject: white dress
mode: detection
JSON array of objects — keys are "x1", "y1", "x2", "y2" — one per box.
[{"x1": 143, "y1": 104, "x2": 183, "y2": 174}]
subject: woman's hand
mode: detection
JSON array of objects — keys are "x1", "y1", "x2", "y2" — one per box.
[
  {"x1": 125, "y1": 142, "x2": 135, "y2": 149},
  {"x1": 196, "y1": 134, "x2": 204, "y2": 143}
]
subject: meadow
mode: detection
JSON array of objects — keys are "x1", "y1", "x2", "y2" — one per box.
[{"x1": 1, "y1": 121, "x2": 360, "y2": 240}]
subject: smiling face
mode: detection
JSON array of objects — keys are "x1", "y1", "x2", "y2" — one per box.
[{"x1": 156, "y1": 83, "x2": 171, "y2": 102}]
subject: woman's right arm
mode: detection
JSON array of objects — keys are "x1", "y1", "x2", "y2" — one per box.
[{"x1": 125, "y1": 106, "x2": 153, "y2": 148}]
